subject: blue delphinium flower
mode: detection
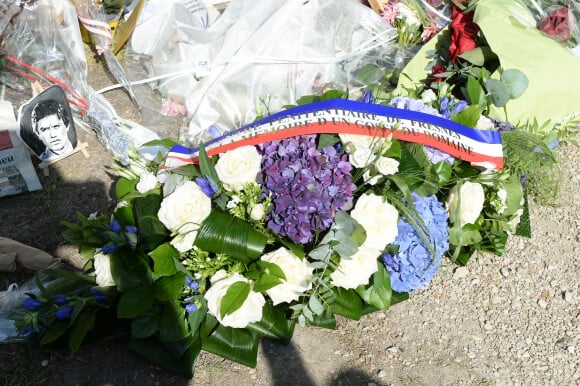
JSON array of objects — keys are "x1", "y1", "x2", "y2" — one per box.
[
  {"x1": 55, "y1": 306, "x2": 74, "y2": 320},
  {"x1": 363, "y1": 91, "x2": 374, "y2": 104},
  {"x1": 125, "y1": 225, "x2": 138, "y2": 245},
  {"x1": 185, "y1": 276, "x2": 199, "y2": 291},
  {"x1": 101, "y1": 243, "x2": 118, "y2": 254},
  {"x1": 258, "y1": 135, "x2": 356, "y2": 244},
  {"x1": 382, "y1": 193, "x2": 449, "y2": 293},
  {"x1": 23, "y1": 297, "x2": 43, "y2": 311},
  {"x1": 20, "y1": 325, "x2": 35, "y2": 336},
  {"x1": 54, "y1": 295, "x2": 67, "y2": 305},
  {"x1": 185, "y1": 303, "x2": 198, "y2": 313},
  {"x1": 90, "y1": 288, "x2": 106, "y2": 304},
  {"x1": 195, "y1": 176, "x2": 218, "y2": 198},
  {"x1": 109, "y1": 220, "x2": 122, "y2": 233}
]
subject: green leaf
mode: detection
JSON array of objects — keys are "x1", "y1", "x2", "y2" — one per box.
[
  {"x1": 201, "y1": 316, "x2": 259, "y2": 368},
  {"x1": 458, "y1": 47, "x2": 496, "y2": 66},
  {"x1": 160, "y1": 301, "x2": 189, "y2": 341},
  {"x1": 154, "y1": 273, "x2": 186, "y2": 301},
  {"x1": 131, "y1": 306, "x2": 162, "y2": 338},
  {"x1": 452, "y1": 105, "x2": 481, "y2": 128},
  {"x1": 321, "y1": 89, "x2": 347, "y2": 100},
  {"x1": 132, "y1": 194, "x2": 168, "y2": 250},
  {"x1": 356, "y1": 262, "x2": 392, "y2": 310},
  {"x1": 68, "y1": 312, "x2": 96, "y2": 352},
  {"x1": 129, "y1": 336, "x2": 200, "y2": 379},
  {"x1": 118, "y1": 286, "x2": 154, "y2": 319},
  {"x1": 466, "y1": 75, "x2": 486, "y2": 108},
  {"x1": 187, "y1": 300, "x2": 208, "y2": 338},
  {"x1": 485, "y1": 79, "x2": 510, "y2": 108},
  {"x1": 195, "y1": 209, "x2": 268, "y2": 264},
  {"x1": 40, "y1": 321, "x2": 69, "y2": 346},
  {"x1": 305, "y1": 311, "x2": 337, "y2": 329},
  {"x1": 449, "y1": 226, "x2": 482, "y2": 246},
  {"x1": 149, "y1": 243, "x2": 180, "y2": 276},
  {"x1": 308, "y1": 296, "x2": 325, "y2": 316},
  {"x1": 247, "y1": 302, "x2": 295, "y2": 343},
  {"x1": 115, "y1": 177, "x2": 137, "y2": 200},
  {"x1": 317, "y1": 134, "x2": 339, "y2": 150},
  {"x1": 110, "y1": 249, "x2": 152, "y2": 291},
  {"x1": 198, "y1": 143, "x2": 222, "y2": 190},
  {"x1": 253, "y1": 274, "x2": 284, "y2": 293},
  {"x1": 430, "y1": 161, "x2": 452, "y2": 187},
  {"x1": 142, "y1": 138, "x2": 179, "y2": 149},
  {"x1": 220, "y1": 281, "x2": 250, "y2": 319},
  {"x1": 330, "y1": 288, "x2": 362, "y2": 320},
  {"x1": 501, "y1": 69, "x2": 528, "y2": 99}
]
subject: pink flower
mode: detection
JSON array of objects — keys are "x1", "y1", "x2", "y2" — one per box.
[
  {"x1": 381, "y1": 2, "x2": 399, "y2": 25},
  {"x1": 421, "y1": 22, "x2": 440, "y2": 42}
]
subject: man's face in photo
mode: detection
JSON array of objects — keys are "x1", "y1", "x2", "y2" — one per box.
[{"x1": 36, "y1": 113, "x2": 68, "y2": 155}]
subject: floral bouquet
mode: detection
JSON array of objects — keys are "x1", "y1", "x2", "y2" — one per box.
[{"x1": 8, "y1": 0, "x2": 578, "y2": 379}]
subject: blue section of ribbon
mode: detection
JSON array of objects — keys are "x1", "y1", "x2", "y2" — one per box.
[{"x1": 171, "y1": 99, "x2": 501, "y2": 156}]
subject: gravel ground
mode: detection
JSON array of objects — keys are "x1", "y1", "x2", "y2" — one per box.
[{"x1": 190, "y1": 144, "x2": 579, "y2": 385}]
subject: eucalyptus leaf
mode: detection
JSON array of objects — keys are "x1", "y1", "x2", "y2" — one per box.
[
  {"x1": 485, "y1": 79, "x2": 510, "y2": 107},
  {"x1": 308, "y1": 296, "x2": 325, "y2": 316},
  {"x1": 220, "y1": 281, "x2": 250, "y2": 319},
  {"x1": 501, "y1": 69, "x2": 528, "y2": 99},
  {"x1": 162, "y1": 174, "x2": 189, "y2": 197}
]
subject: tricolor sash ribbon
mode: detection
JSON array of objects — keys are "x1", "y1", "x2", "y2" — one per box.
[{"x1": 165, "y1": 99, "x2": 504, "y2": 170}]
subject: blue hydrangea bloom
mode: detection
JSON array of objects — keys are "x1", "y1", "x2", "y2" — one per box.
[
  {"x1": 382, "y1": 193, "x2": 449, "y2": 293},
  {"x1": 390, "y1": 96, "x2": 454, "y2": 165},
  {"x1": 55, "y1": 306, "x2": 74, "y2": 320},
  {"x1": 258, "y1": 135, "x2": 356, "y2": 244}
]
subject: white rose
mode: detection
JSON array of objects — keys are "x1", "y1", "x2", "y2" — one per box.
[
  {"x1": 363, "y1": 170, "x2": 381, "y2": 185},
  {"x1": 158, "y1": 181, "x2": 211, "y2": 233},
  {"x1": 476, "y1": 115, "x2": 495, "y2": 131},
  {"x1": 350, "y1": 147, "x2": 375, "y2": 168},
  {"x1": 375, "y1": 157, "x2": 399, "y2": 176},
  {"x1": 215, "y1": 146, "x2": 261, "y2": 191},
  {"x1": 421, "y1": 89, "x2": 437, "y2": 104},
  {"x1": 170, "y1": 230, "x2": 198, "y2": 253},
  {"x1": 330, "y1": 248, "x2": 380, "y2": 289},
  {"x1": 261, "y1": 247, "x2": 315, "y2": 305},
  {"x1": 351, "y1": 194, "x2": 399, "y2": 250},
  {"x1": 249, "y1": 203, "x2": 265, "y2": 221},
  {"x1": 94, "y1": 252, "x2": 115, "y2": 287},
  {"x1": 136, "y1": 171, "x2": 158, "y2": 193},
  {"x1": 205, "y1": 270, "x2": 265, "y2": 328},
  {"x1": 339, "y1": 134, "x2": 384, "y2": 154},
  {"x1": 446, "y1": 181, "x2": 485, "y2": 227}
]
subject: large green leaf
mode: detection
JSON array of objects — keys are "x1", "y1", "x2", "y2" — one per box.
[
  {"x1": 132, "y1": 194, "x2": 168, "y2": 250},
  {"x1": 195, "y1": 209, "x2": 268, "y2": 264},
  {"x1": 131, "y1": 305, "x2": 162, "y2": 338},
  {"x1": 201, "y1": 316, "x2": 260, "y2": 368},
  {"x1": 330, "y1": 288, "x2": 362, "y2": 320},
  {"x1": 110, "y1": 249, "x2": 152, "y2": 291},
  {"x1": 247, "y1": 303, "x2": 295, "y2": 344},
  {"x1": 68, "y1": 312, "x2": 96, "y2": 352},
  {"x1": 198, "y1": 143, "x2": 222, "y2": 190},
  {"x1": 115, "y1": 177, "x2": 137, "y2": 200},
  {"x1": 154, "y1": 273, "x2": 186, "y2": 301},
  {"x1": 160, "y1": 301, "x2": 189, "y2": 341},
  {"x1": 220, "y1": 281, "x2": 250, "y2": 319},
  {"x1": 117, "y1": 286, "x2": 154, "y2": 319},
  {"x1": 356, "y1": 262, "x2": 392, "y2": 310},
  {"x1": 149, "y1": 243, "x2": 180, "y2": 276},
  {"x1": 129, "y1": 336, "x2": 201, "y2": 379}
]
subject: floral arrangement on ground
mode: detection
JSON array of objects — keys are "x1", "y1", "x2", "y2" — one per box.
[{"x1": 7, "y1": 0, "x2": 579, "y2": 379}]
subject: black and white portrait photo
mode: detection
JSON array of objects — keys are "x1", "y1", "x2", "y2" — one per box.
[{"x1": 18, "y1": 85, "x2": 77, "y2": 162}]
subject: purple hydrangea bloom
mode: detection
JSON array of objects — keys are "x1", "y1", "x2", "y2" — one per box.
[
  {"x1": 258, "y1": 135, "x2": 356, "y2": 244},
  {"x1": 382, "y1": 193, "x2": 449, "y2": 293}
]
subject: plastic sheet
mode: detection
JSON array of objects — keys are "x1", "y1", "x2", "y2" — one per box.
[
  {"x1": 128, "y1": 0, "x2": 399, "y2": 145},
  {"x1": 0, "y1": 0, "x2": 159, "y2": 164}
]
